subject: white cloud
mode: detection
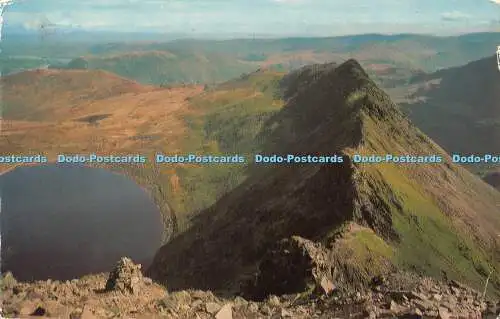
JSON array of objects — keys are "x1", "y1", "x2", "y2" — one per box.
[
  {"x1": 2, "y1": 0, "x2": 500, "y2": 36},
  {"x1": 441, "y1": 10, "x2": 470, "y2": 20}
]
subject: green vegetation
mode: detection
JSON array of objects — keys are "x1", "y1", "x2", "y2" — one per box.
[
  {"x1": 188, "y1": 72, "x2": 284, "y2": 154},
  {"x1": 371, "y1": 163, "x2": 498, "y2": 295},
  {"x1": 350, "y1": 228, "x2": 394, "y2": 259},
  {"x1": 335, "y1": 227, "x2": 395, "y2": 280},
  {"x1": 161, "y1": 71, "x2": 285, "y2": 217},
  {"x1": 5, "y1": 50, "x2": 499, "y2": 298}
]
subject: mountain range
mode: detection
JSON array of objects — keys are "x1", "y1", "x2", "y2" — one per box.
[
  {"x1": 1, "y1": 44, "x2": 500, "y2": 317},
  {"x1": 4, "y1": 32, "x2": 500, "y2": 87}
]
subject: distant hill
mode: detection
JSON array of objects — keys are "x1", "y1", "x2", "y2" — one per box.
[
  {"x1": 87, "y1": 33, "x2": 500, "y2": 72},
  {"x1": 36, "y1": 32, "x2": 500, "y2": 86},
  {"x1": 64, "y1": 50, "x2": 258, "y2": 85},
  {"x1": 148, "y1": 60, "x2": 500, "y2": 298},
  {"x1": 401, "y1": 56, "x2": 500, "y2": 166},
  {"x1": 114, "y1": 33, "x2": 500, "y2": 67}
]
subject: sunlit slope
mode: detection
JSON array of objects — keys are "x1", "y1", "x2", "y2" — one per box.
[
  {"x1": 1, "y1": 69, "x2": 203, "y2": 238},
  {"x1": 2, "y1": 69, "x2": 157, "y2": 121},
  {"x1": 0, "y1": 68, "x2": 286, "y2": 231},
  {"x1": 148, "y1": 60, "x2": 500, "y2": 298}
]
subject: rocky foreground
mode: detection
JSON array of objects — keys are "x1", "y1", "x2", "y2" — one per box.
[{"x1": 1, "y1": 255, "x2": 499, "y2": 319}]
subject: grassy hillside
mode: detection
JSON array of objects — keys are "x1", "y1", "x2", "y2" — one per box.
[{"x1": 148, "y1": 60, "x2": 500, "y2": 299}]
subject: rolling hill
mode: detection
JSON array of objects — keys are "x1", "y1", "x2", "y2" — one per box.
[
  {"x1": 399, "y1": 55, "x2": 500, "y2": 174},
  {"x1": 87, "y1": 32, "x2": 500, "y2": 72},
  {"x1": 147, "y1": 60, "x2": 500, "y2": 300},
  {"x1": 43, "y1": 32, "x2": 500, "y2": 87},
  {"x1": 63, "y1": 50, "x2": 258, "y2": 86}
]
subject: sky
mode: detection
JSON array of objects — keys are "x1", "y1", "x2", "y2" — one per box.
[{"x1": 2, "y1": 0, "x2": 500, "y2": 37}]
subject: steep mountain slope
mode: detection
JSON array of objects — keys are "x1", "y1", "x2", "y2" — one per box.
[
  {"x1": 401, "y1": 55, "x2": 500, "y2": 161},
  {"x1": 148, "y1": 60, "x2": 500, "y2": 298}
]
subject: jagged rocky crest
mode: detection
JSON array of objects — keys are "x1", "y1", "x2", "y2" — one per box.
[
  {"x1": 147, "y1": 59, "x2": 500, "y2": 301},
  {"x1": 258, "y1": 58, "x2": 414, "y2": 168}
]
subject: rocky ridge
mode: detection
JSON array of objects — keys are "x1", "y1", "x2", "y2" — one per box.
[
  {"x1": 1, "y1": 252, "x2": 499, "y2": 318},
  {"x1": 147, "y1": 59, "x2": 500, "y2": 297}
]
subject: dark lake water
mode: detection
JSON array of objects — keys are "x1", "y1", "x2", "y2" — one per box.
[{"x1": 0, "y1": 164, "x2": 163, "y2": 281}]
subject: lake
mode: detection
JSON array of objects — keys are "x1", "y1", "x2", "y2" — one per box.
[{"x1": 0, "y1": 164, "x2": 163, "y2": 281}]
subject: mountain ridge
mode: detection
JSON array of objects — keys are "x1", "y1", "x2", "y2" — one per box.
[{"x1": 147, "y1": 59, "x2": 500, "y2": 298}]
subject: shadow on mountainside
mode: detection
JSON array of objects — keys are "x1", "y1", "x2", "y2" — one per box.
[
  {"x1": 146, "y1": 59, "x2": 500, "y2": 302},
  {"x1": 401, "y1": 55, "x2": 500, "y2": 156}
]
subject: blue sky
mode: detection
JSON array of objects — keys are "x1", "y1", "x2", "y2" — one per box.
[{"x1": 3, "y1": 0, "x2": 500, "y2": 37}]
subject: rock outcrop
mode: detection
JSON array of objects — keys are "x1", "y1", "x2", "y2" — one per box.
[
  {"x1": 105, "y1": 257, "x2": 147, "y2": 295},
  {"x1": 1, "y1": 258, "x2": 162, "y2": 318}
]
